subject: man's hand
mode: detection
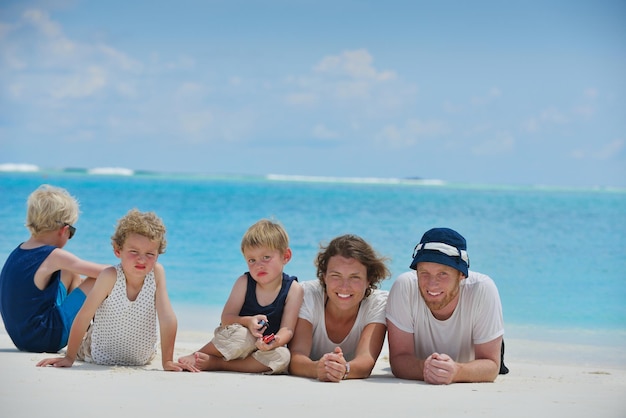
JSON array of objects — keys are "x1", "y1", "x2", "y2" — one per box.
[{"x1": 423, "y1": 352, "x2": 459, "y2": 385}]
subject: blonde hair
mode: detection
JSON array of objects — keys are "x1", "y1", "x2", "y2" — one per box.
[
  {"x1": 111, "y1": 209, "x2": 167, "y2": 254},
  {"x1": 26, "y1": 184, "x2": 79, "y2": 236},
  {"x1": 240, "y1": 219, "x2": 289, "y2": 253}
]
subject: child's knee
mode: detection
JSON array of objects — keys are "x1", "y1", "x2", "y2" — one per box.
[
  {"x1": 252, "y1": 346, "x2": 290, "y2": 374},
  {"x1": 212, "y1": 324, "x2": 257, "y2": 360}
]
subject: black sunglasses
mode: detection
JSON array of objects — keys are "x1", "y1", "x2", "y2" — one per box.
[{"x1": 64, "y1": 223, "x2": 76, "y2": 239}]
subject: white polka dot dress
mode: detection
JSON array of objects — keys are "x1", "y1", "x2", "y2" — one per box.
[{"x1": 90, "y1": 263, "x2": 157, "y2": 366}]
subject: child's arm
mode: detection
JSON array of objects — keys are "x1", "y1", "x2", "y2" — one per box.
[
  {"x1": 219, "y1": 275, "x2": 265, "y2": 336},
  {"x1": 36, "y1": 266, "x2": 117, "y2": 367},
  {"x1": 45, "y1": 248, "x2": 109, "y2": 279},
  {"x1": 153, "y1": 264, "x2": 196, "y2": 372},
  {"x1": 258, "y1": 280, "x2": 303, "y2": 350}
]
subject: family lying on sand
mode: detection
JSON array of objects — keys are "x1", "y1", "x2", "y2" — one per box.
[{"x1": 0, "y1": 184, "x2": 507, "y2": 385}]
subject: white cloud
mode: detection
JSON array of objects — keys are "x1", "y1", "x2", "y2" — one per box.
[
  {"x1": 540, "y1": 107, "x2": 568, "y2": 124},
  {"x1": 97, "y1": 44, "x2": 142, "y2": 72},
  {"x1": 0, "y1": 22, "x2": 13, "y2": 39},
  {"x1": 23, "y1": 9, "x2": 77, "y2": 63},
  {"x1": 23, "y1": 9, "x2": 63, "y2": 38},
  {"x1": 66, "y1": 129, "x2": 96, "y2": 143},
  {"x1": 572, "y1": 88, "x2": 599, "y2": 118},
  {"x1": 3, "y1": 8, "x2": 142, "y2": 103},
  {"x1": 569, "y1": 149, "x2": 585, "y2": 159},
  {"x1": 572, "y1": 105, "x2": 595, "y2": 118},
  {"x1": 305, "y1": 49, "x2": 399, "y2": 101},
  {"x1": 334, "y1": 80, "x2": 371, "y2": 99},
  {"x1": 523, "y1": 117, "x2": 539, "y2": 133},
  {"x1": 179, "y1": 110, "x2": 213, "y2": 136},
  {"x1": 176, "y1": 82, "x2": 207, "y2": 98},
  {"x1": 314, "y1": 49, "x2": 396, "y2": 81},
  {"x1": 523, "y1": 106, "x2": 569, "y2": 132},
  {"x1": 443, "y1": 100, "x2": 463, "y2": 113},
  {"x1": 470, "y1": 87, "x2": 501, "y2": 106},
  {"x1": 49, "y1": 66, "x2": 107, "y2": 99},
  {"x1": 472, "y1": 132, "x2": 515, "y2": 156},
  {"x1": 570, "y1": 139, "x2": 623, "y2": 161},
  {"x1": 377, "y1": 124, "x2": 405, "y2": 146},
  {"x1": 312, "y1": 124, "x2": 339, "y2": 140},
  {"x1": 7, "y1": 82, "x2": 24, "y2": 98},
  {"x1": 465, "y1": 123, "x2": 494, "y2": 136},
  {"x1": 405, "y1": 119, "x2": 448, "y2": 136},
  {"x1": 0, "y1": 21, "x2": 22, "y2": 70},
  {"x1": 284, "y1": 49, "x2": 414, "y2": 112},
  {"x1": 584, "y1": 88, "x2": 598, "y2": 99},
  {"x1": 285, "y1": 92, "x2": 317, "y2": 105},
  {"x1": 594, "y1": 139, "x2": 624, "y2": 159},
  {"x1": 2, "y1": 49, "x2": 27, "y2": 70},
  {"x1": 443, "y1": 88, "x2": 500, "y2": 117},
  {"x1": 160, "y1": 55, "x2": 195, "y2": 71},
  {"x1": 115, "y1": 82, "x2": 138, "y2": 98},
  {"x1": 377, "y1": 118, "x2": 449, "y2": 147}
]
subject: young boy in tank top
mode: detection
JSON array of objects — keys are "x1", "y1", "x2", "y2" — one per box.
[
  {"x1": 178, "y1": 218, "x2": 303, "y2": 374},
  {"x1": 0, "y1": 184, "x2": 108, "y2": 353}
]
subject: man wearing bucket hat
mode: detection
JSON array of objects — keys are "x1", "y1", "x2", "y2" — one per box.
[{"x1": 386, "y1": 227, "x2": 506, "y2": 384}]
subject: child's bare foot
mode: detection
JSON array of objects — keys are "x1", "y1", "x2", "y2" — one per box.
[
  {"x1": 178, "y1": 353, "x2": 197, "y2": 367},
  {"x1": 194, "y1": 352, "x2": 213, "y2": 371}
]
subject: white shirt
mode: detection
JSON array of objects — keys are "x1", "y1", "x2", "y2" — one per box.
[
  {"x1": 298, "y1": 280, "x2": 388, "y2": 361},
  {"x1": 386, "y1": 270, "x2": 504, "y2": 362}
]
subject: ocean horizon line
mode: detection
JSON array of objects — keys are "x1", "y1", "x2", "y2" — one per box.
[{"x1": 1, "y1": 162, "x2": 624, "y2": 193}]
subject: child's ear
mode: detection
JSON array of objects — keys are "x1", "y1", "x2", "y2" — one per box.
[
  {"x1": 113, "y1": 245, "x2": 122, "y2": 258},
  {"x1": 282, "y1": 248, "x2": 292, "y2": 264}
]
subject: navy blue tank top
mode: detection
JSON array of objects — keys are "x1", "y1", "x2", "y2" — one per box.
[
  {"x1": 239, "y1": 272, "x2": 297, "y2": 335},
  {"x1": 0, "y1": 245, "x2": 65, "y2": 352}
]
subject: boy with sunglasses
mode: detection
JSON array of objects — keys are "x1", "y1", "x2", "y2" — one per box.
[{"x1": 0, "y1": 184, "x2": 108, "y2": 353}]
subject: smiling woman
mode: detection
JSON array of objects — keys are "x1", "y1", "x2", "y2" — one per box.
[{"x1": 288, "y1": 234, "x2": 391, "y2": 382}]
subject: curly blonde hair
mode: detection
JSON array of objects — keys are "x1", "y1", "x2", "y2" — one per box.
[{"x1": 111, "y1": 209, "x2": 167, "y2": 254}]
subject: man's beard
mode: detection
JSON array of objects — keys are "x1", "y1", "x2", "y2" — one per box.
[{"x1": 419, "y1": 281, "x2": 460, "y2": 313}]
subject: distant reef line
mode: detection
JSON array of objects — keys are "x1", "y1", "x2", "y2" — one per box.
[{"x1": 0, "y1": 163, "x2": 442, "y2": 185}]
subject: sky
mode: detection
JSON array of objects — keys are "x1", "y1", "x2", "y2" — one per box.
[{"x1": 0, "y1": 0, "x2": 625, "y2": 188}]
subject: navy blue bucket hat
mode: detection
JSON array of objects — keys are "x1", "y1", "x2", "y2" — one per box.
[{"x1": 409, "y1": 227, "x2": 469, "y2": 276}]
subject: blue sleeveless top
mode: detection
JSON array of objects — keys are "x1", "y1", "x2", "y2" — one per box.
[
  {"x1": 239, "y1": 272, "x2": 297, "y2": 335},
  {"x1": 0, "y1": 245, "x2": 65, "y2": 352}
]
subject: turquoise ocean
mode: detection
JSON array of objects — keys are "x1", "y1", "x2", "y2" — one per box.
[{"x1": 1, "y1": 169, "x2": 625, "y2": 350}]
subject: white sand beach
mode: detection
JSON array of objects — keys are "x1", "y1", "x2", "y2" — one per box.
[{"x1": 1, "y1": 320, "x2": 625, "y2": 418}]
